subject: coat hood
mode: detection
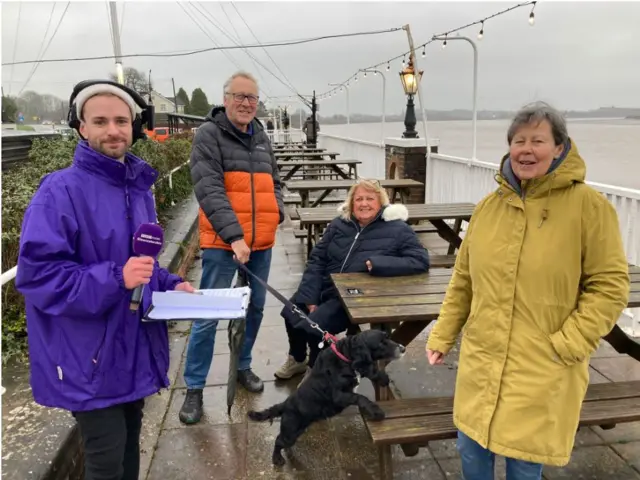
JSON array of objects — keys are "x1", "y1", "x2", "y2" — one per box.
[
  {"x1": 336, "y1": 202, "x2": 409, "y2": 222},
  {"x1": 496, "y1": 139, "x2": 586, "y2": 228},
  {"x1": 496, "y1": 138, "x2": 586, "y2": 197}
]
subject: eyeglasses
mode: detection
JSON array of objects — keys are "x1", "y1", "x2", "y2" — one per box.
[{"x1": 225, "y1": 92, "x2": 259, "y2": 105}]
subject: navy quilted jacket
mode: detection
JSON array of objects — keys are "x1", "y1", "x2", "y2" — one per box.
[{"x1": 295, "y1": 203, "x2": 430, "y2": 305}]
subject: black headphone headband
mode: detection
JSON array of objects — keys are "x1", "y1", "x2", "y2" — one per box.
[{"x1": 67, "y1": 79, "x2": 155, "y2": 144}]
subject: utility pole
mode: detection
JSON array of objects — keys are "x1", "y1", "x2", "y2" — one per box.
[
  {"x1": 311, "y1": 91, "x2": 317, "y2": 147},
  {"x1": 148, "y1": 70, "x2": 153, "y2": 104},
  {"x1": 108, "y1": 2, "x2": 124, "y2": 84},
  {"x1": 171, "y1": 78, "x2": 178, "y2": 114}
]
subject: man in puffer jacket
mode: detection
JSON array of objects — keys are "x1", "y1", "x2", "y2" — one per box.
[
  {"x1": 182, "y1": 71, "x2": 285, "y2": 425},
  {"x1": 274, "y1": 178, "x2": 430, "y2": 381}
]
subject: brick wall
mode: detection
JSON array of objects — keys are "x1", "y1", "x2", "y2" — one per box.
[{"x1": 385, "y1": 145, "x2": 438, "y2": 204}]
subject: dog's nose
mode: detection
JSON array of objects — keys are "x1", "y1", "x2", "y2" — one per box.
[{"x1": 399, "y1": 344, "x2": 406, "y2": 353}]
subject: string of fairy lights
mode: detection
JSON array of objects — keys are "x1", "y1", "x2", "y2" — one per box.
[{"x1": 316, "y1": 0, "x2": 537, "y2": 101}]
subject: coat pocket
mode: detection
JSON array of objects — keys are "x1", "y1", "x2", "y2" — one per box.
[{"x1": 58, "y1": 318, "x2": 108, "y2": 384}]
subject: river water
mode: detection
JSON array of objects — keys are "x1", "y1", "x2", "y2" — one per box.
[{"x1": 320, "y1": 118, "x2": 640, "y2": 190}]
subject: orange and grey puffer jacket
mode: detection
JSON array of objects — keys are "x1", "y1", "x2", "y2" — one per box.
[{"x1": 190, "y1": 107, "x2": 284, "y2": 251}]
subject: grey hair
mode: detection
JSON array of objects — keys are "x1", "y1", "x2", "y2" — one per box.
[
  {"x1": 222, "y1": 71, "x2": 259, "y2": 96},
  {"x1": 507, "y1": 101, "x2": 569, "y2": 146}
]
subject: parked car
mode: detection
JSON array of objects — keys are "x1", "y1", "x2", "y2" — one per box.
[{"x1": 144, "y1": 127, "x2": 170, "y2": 143}]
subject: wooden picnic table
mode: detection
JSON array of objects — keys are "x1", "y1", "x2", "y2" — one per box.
[
  {"x1": 331, "y1": 266, "x2": 640, "y2": 478},
  {"x1": 284, "y1": 178, "x2": 424, "y2": 209},
  {"x1": 274, "y1": 147, "x2": 326, "y2": 153},
  {"x1": 332, "y1": 266, "x2": 640, "y2": 394},
  {"x1": 297, "y1": 202, "x2": 475, "y2": 258},
  {"x1": 275, "y1": 151, "x2": 340, "y2": 161},
  {"x1": 277, "y1": 160, "x2": 360, "y2": 181}
]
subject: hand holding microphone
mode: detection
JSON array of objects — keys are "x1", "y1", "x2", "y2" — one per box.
[
  {"x1": 123, "y1": 257, "x2": 154, "y2": 289},
  {"x1": 128, "y1": 223, "x2": 164, "y2": 312}
]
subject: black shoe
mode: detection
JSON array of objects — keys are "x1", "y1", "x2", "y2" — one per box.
[
  {"x1": 238, "y1": 369, "x2": 264, "y2": 393},
  {"x1": 179, "y1": 388, "x2": 203, "y2": 425}
]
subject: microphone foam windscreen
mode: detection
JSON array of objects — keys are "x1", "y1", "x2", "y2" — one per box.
[{"x1": 132, "y1": 223, "x2": 164, "y2": 257}]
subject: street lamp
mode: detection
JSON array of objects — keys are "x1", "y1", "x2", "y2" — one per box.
[
  {"x1": 432, "y1": 35, "x2": 478, "y2": 160},
  {"x1": 399, "y1": 58, "x2": 423, "y2": 139}
]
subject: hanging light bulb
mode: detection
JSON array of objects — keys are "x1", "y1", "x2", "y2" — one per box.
[
  {"x1": 374, "y1": 70, "x2": 378, "y2": 76},
  {"x1": 386, "y1": 62, "x2": 390, "y2": 71},
  {"x1": 355, "y1": 74, "x2": 358, "y2": 82},
  {"x1": 529, "y1": 1, "x2": 536, "y2": 25},
  {"x1": 442, "y1": 38, "x2": 447, "y2": 49},
  {"x1": 478, "y1": 21, "x2": 484, "y2": 40},
  {"x1": 421, "y1": 46, "x2": 426, "y2": 58},
  {"x1": 364, "y1": 71, "x2": 367, "y2": 77},
  {"x1": 402, "y1": 56, "x2": 406, "y2": 66}
]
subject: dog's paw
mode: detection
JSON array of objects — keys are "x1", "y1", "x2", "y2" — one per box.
[
  {"x1": 272, "y1": 451, "x2": 286, "y2": 467},
  {"x1": 362, "y1": 404, "x2": 386, "y2": 421}
]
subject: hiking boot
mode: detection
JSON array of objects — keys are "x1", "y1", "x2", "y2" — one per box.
[
  {"x1": 238, "y1": 369, "x2": 264, "y2": 393},
  {"x1": 179, "y1": 388, "x2": 203, "y2": 425},
  {"x1": 274, "y1": 355, "x2": 308, "y2": 380}
]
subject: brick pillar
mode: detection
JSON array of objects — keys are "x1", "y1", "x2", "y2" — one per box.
[{"x1": 384, "y1": 139, "x2": 438, "y2": 204}]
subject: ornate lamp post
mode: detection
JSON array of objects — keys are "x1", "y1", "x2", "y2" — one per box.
[{"x1": 399, "y1": 58, "x2": 423, "y2": 139}]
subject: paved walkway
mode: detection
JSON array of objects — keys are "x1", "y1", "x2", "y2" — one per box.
[{"x1": 142, "y1": 220, "x2": 640, "y2": 480}]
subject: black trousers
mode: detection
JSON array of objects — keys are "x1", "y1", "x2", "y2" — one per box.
[
  {"x1": 283, "y1": 297, "x2": 354, "y2": 368},
  {"x1": 73, "y1": 399, "x2": 145, "y2": 480}
]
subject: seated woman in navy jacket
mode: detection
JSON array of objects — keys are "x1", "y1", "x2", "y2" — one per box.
[{"x1": 275, "y1": 178, "x2": 430, "y2": 381}]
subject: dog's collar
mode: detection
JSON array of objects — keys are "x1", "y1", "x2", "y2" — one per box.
[
  {"x1": 330, "y1": 343, "x2": 351, "y2": 363},
  {"x1": 322, "y1": 332, "x2": 351, "y2": 363}
]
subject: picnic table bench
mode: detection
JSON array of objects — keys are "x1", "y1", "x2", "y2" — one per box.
[
  {"x1": 297, "y1": 202, "x2": 475, "y2": 258},
  {"x1": 331, "y1": 266, "x2": 640, "y2": 479},
  {"x1": 277, "y1": 160, "x2": 360, "y2": 181}
]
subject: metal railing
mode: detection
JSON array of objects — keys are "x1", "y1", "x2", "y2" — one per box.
[{"x1": 1, "y1": 132, "x2": 61, "y2": 170}]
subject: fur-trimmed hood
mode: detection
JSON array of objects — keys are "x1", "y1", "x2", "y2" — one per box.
[{"x1": 337, "y1": 202, "x2": 409, "y2": 222}]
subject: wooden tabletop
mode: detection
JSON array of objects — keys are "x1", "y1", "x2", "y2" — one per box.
[
  {"x1": 277, "y1": 160, "x2": 361, "y2": 167},
  {"x1": 331, "y1": 266, "x2": 640, "y2": 325},
  {"x1": 275, "y1": 151, "x2": 340, "y2": 158},
  {"x1": 274, "y1": 148, "x2": 326, "y2": 152},
  {"x1": 297, "y1": 202, "x2": 475, "y2": 225},
  {"x1": 284, "y1": 178, "x2": 424, "y2": 191}
]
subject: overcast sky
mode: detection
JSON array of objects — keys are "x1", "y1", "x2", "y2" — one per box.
[{"x1": 2, "y1": 1, "x2": 639, "y2": 116}]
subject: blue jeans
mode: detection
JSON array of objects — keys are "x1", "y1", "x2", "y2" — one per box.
[
  {"x1": 457, "y1": 431, "x2": 543, "y2": 480},
  {"x1": 183, "y1": 248, "x2": 272, "y2": 389}
]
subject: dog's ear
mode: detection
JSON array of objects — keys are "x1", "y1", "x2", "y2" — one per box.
[{"x1": 350, "y1": 335, "x2": 374, "y2": 376}]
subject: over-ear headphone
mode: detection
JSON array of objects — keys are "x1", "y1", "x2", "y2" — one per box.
[{"x1": 67, "y1": 79, "x2": 155, "y2": 144}]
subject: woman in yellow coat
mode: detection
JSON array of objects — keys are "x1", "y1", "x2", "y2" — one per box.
[{"x1": 426, "y1": 102, "x2": 630, "y2": 479}]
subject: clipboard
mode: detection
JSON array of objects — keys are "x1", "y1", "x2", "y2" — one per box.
[{"x1": 141, "y1": 287, "x2": 251, "y2": 322}]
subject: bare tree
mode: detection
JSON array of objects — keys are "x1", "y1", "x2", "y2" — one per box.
[{"x1": 108, "y1": 67, "x2": 150, "y2": 95}]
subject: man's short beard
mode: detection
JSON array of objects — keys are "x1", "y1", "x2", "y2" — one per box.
[{"x1": 89, "y1": 138, "x2": 128, "y2": 161}]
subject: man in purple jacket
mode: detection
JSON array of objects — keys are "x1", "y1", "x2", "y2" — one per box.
[{"x1": 15, "y1": 80, "x2": 194, "y2": 480}]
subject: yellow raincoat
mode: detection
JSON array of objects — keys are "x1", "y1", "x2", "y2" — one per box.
[{"x1": 426, "y1": 140, "x2": 630, "y2": 466}]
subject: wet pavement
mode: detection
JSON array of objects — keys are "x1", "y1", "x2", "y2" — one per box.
[{"x1": 143, "y1": 219, "x2": 640, "y2": 480}]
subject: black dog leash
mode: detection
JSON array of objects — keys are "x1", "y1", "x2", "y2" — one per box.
[{"x1": 234, "y1": 259, "x2": 339, "y2": 349}]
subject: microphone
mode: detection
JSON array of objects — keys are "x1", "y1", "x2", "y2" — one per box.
[{"x1": 129, "y1": 223, "x2": 164, "y2": 312}]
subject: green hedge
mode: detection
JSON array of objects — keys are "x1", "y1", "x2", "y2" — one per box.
[{"x1": 1, "y1": 135, "x2": 194, "y2": 363}]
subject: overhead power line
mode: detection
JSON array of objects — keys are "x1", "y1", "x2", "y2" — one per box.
[
  {"x1": 18, "y1": 2, "x2": 71, "y2": 96},
  {"x1": 317, "y1": 1, "x2": 536, "y2": 99},
  {"x1": 229, "y1": 2, "x2": 300, "y2": 97},
  {"x1": 3, "y1": 27, "x2": 402, "y2": 66}
]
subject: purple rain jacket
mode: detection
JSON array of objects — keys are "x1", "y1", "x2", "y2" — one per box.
[{"x1": 15, "y1": 140, "x2": 182, "y2": 412}]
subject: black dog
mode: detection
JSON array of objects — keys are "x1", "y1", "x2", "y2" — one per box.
[{"x1": 247, "y1": 329, "x2": 405, "y2": 466}]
